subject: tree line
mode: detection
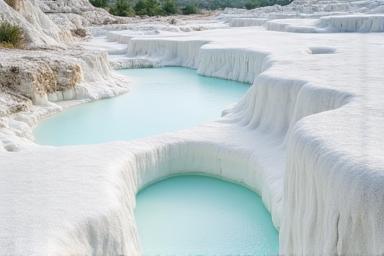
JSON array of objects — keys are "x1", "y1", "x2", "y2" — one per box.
[
  {"x1": 90, "y1": 0, "x2": 198, "y2": 16},
  {"x1": 244, "y1": 0, "x2": 292, "y2": 10},
  {"x1": 90, "y1": 0, "x2": 293, "y2": 17}
]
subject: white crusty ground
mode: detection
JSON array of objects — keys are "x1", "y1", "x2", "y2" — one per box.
[
  {"x1": 82, "y1": 27, "x2": 384, "y2": 255},
  {"x1": 221, "y1": 0, "x2": 384, "y2": 33},
  {"x1": 1, "y1": 0, "x2": 384, "y2": 255}
]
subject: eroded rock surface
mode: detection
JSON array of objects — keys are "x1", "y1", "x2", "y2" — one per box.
[{"x1": 0, "y1": 50, "x2": 82, "y2": 104}]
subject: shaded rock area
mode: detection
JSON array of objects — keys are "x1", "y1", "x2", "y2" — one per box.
[{"x1": 0, "y1": 88, "x2": 31, "y2": 116}]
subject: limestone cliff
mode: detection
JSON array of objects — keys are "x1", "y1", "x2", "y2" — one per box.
[{"x1": 0, "y1": 0, "x2": 129, "y2": 124}]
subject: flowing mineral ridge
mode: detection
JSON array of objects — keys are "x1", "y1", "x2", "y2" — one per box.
[{"x1": 1, "y1": 0, "x2": 384, "y2": 255}]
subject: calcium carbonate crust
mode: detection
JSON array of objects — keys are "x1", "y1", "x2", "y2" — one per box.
[
  {"x1": 1, "y1": 0, "x2": 384, "y2": 255},
  {"x1": 221, "y1": 0, "x2": 384, "y2": 33}
]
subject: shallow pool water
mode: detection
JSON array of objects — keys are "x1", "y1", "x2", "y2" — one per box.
[
  {"x1": 34, "y1": 67, "x2": 249, "y2": 145},
  {"x1": 34, "y1": 67, "x2": 278, "y2": 254},
  {"x1": 135, "y1": 175, "x2": 279, "y2": 255}
]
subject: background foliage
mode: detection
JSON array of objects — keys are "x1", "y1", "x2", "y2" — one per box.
[
  {"x1": 0, "y1": 22, "x2": 23, "y2": 48},
  {"x1": 90, "y1": 0, "x2": 293, "y2": 17}
]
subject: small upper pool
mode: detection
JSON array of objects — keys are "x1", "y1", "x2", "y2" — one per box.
[
  {"x1": 135, "y1": 175, "x2": 279, "y2": 255},
  {"x1": 34, "y1": 67, "x2": 249, "y2": 145}
]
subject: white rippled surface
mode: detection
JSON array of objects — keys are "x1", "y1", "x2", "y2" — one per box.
[{"x1": 2, "y1": 0, "x2": 384, "y2": 255}]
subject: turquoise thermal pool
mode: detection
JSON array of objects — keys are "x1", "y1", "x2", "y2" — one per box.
[
  {"x1": 135, "y1": 175, "x2": 279, "y2": 255},
  {"x1": 34, "y1": 67, "x2": 249, "y2": 145},
  {"x1": 34, "y1": 67, "x2": 279, "y2": 254}
]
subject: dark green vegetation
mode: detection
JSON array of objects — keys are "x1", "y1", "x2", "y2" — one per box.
[
  {"x1": 244, "y1": 0, "x2": 292, "y2": 9},
  {"x1": 0, "y1": 22, "x2": 23, "y2": 48},
  {"x1": 110, "y1": 0, "x2": 136, "y2": 16},
  {"x1": 178, "y1": 0, "x2": 292, "y2": 10},
  {"x1": 90, "y1": 0, "x2": 180, "y2": 16},
  {"x1": 181, "y1": 3, "x2": 198, "y2": 15},
  {"x1": 90, "y1": 0, "x2": 293, "y2": 17},
  {"x1": 90, "y1": 0, "x2": 108, "y2": 7},
  {"x1": 134, "y1": 0, "x2": 164, "y2": 16}
]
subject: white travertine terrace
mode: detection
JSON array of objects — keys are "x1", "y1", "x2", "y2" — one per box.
[
  {"x1": 1, "y1": 0, "x2": 384, "y2": 255},
  {"x1": 222, "y1": 0, "x2": 384, "y2": 33}
]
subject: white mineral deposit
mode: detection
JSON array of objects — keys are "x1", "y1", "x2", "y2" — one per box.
[{"x1": 1, "y1": 0, "x2": 383, "y2": 255}]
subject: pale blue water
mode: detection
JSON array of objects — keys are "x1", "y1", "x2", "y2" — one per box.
[
  {"x1": 135, "y1": 175, "x2": 279, "y2": 256},
  {"x1": 34, "y1": 67, "x2": 248, "y2": 145},
  {"x1": 34, "y1": 67, "x2": 279, "y2": 254}
]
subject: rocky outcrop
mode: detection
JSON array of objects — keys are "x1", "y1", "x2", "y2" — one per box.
[
  {"x1": 0, "y1": 0, "x2": 62, "y2": 48},
  {"x1": 0, "y1": 49, "x2": 82, "y2": 104},
  {"x1": 0, "y1": 0, "x2": 130, "y2": 105},
  {"x1": 0, "y1": 0, "x2": 131, "y2": 153},
  {"x1": 38, "y1": 0, "x2": 126, "y2": 33},
  {"x1": 0, "y1": 88, "x2": 31, "y2": 116}
]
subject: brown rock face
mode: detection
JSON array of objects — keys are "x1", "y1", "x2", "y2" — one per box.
[
  {"x1": 4, "y1": 0, "x2": 21, "y2": 11},
  {"x1": 0, "y1": 49, "x2": 82, "y2": 103}
]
